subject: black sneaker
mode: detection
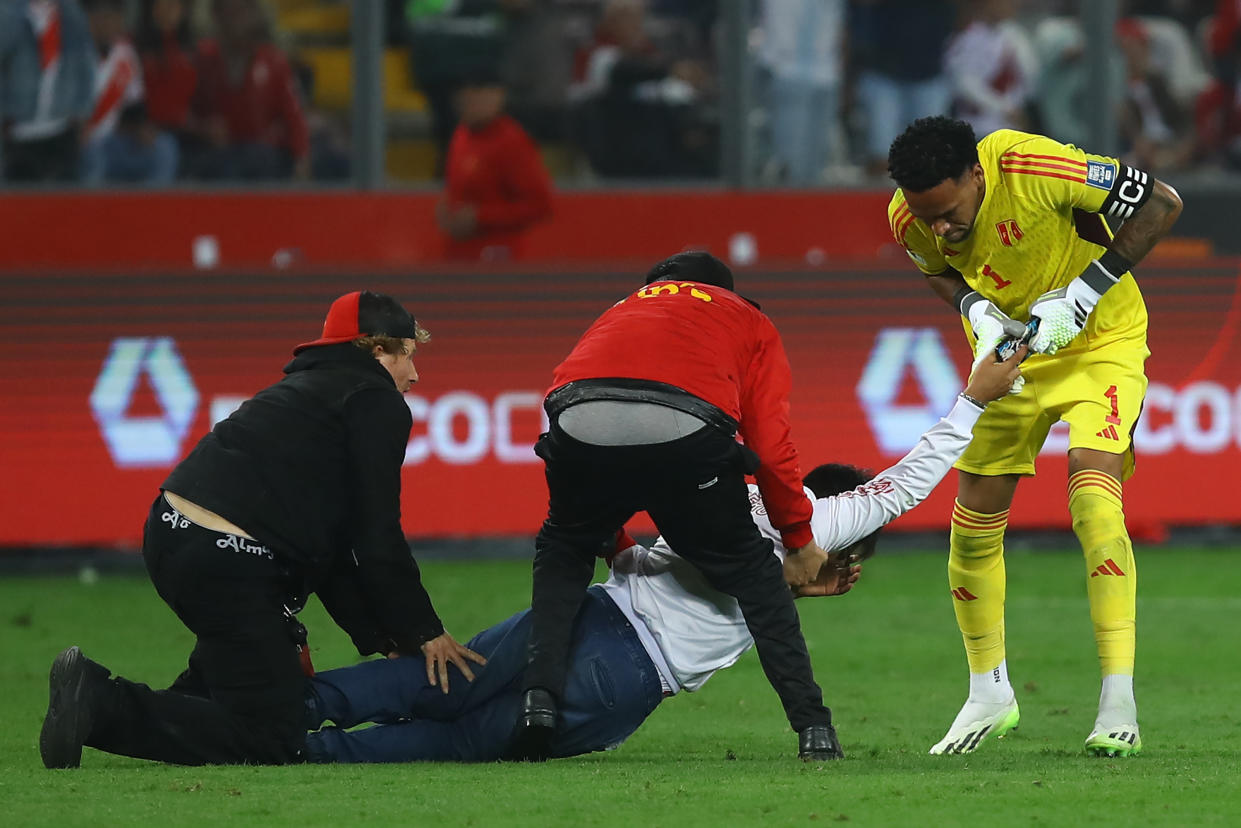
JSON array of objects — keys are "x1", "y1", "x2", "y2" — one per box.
[
  {"x1": 39, "y1": 647, "x2": 109, "y2": 769},
  {"x1": 798, "y1": 723, "x2": 845, "y2": 761},
  {"x1": 508, "y1": 688, "x2": 558, "y2": 762}
]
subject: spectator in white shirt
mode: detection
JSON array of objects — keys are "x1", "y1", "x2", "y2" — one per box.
[
  {"x1": 757, "y1": 0, "x2": 846, "y2": 184},
  {"x1": 300, "y1": 350, "x2": 1024, "y2": 763},
  {"x1": 80, "y1": 0, "x2": 177, "y2": 184},
  {"x1": 944, "y1": 0, "x2": 1038, "y2": 139},
  {"x1": 1116, "y1": 17, "x2": 1196, "y2": 172}
]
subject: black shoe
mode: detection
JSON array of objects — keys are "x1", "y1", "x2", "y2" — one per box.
[
  {"x1": 39, "y1": 647, "x2": 109, "y2": 769},
  {"x1": 798, "y1": 723, "x2": 845, "y2": 761},
  {"x1": 508, "y1": 688, "x2": 558, "y2": 762}
]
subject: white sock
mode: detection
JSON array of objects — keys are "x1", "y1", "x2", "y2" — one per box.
[
  {"x1": 1098, "y1": 674, "x2": 1137, "y2": 722},
  {"x1": 968, "y1": 659, "x2": 1013, "y2": 704}
]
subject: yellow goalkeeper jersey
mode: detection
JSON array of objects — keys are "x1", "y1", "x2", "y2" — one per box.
[{"x1": 888, "y1": 130, "x2": 1148, "y2": 350}]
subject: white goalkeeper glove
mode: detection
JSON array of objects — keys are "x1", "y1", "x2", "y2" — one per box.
[
  {"x1": 1029, "y1": 259, "x2": 1122, "y2": 355},
  {"x1": 960, "y1": 291, "x2": 1026, "y2": 394}
]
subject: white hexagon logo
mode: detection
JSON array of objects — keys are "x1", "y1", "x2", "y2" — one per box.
[
  {"x1": 857, "y1": 327, "x2": 962, "y2": 455},
  {"x1": 90, "y1": 337, "x2": 200, "y2": 468}
]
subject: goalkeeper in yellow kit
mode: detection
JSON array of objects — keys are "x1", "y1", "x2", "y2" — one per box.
[{"x1": 886, "y1": 117, "x2": 1182, "y2": 757}]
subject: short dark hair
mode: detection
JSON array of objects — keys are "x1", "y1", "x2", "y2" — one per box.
[
  {"x1": 457, "y1": 62, "x2": 504, "y2": 91},
  {"x1": 887, "y1": 116, "x2": 979, "y2": 193},
  {"x1": 138, "y1": 0, "x2": 194, "y2": 53},
  {"x1": 645, "y1": 251, "x2": 734, "y2": 292},
  {"x1": 803, "y1": 463, "x2": 882, "y2": 560}
]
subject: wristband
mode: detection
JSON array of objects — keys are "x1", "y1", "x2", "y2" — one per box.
[
  {"x1": 1097, "y1": 249, "x2": 1133, "y2": 280},
  {"x1": 1077, "y1": 258, "x2": 1125, "y2": 301},
  {"x1": 954, "y1": 287, "x2": 984, "y2": 318},
  {"x1": 959, "y1": 392, "x2": 987, "y2": 411}
]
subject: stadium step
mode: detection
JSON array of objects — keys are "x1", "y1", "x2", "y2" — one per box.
[
  {"x1": 273, "y1": 0, "x2": 350, "y2": 41},
  {"x1": 298, "y1": 46, "x2": 430, "y2": 118},
  {"x1": 386, "y1": 138, "x2": 438, "y2": 182}
]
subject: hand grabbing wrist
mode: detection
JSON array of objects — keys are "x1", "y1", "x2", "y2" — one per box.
[{"x1": 958, "y1": 392, "x2": 987, "y2": 410}]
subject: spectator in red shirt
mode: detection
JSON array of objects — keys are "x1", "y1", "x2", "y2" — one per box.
[
  {"x1": 136, "y1": 0, "x2": 197, "y2": 143},
  {"x1": 438, "y1": 69, "x2": 553, "y2": 261},
  {"x1": 1196, "y1": 0, "x2": 1241, "y2": 169},
  {"x1": 189, "y1": 0, "x2": 309, "y2": 180},
  {"x1": 512, "y1": 252, "x2": 839, "y2": 764}
]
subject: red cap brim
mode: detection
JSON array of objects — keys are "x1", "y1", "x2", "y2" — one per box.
[{"x1": 292, "y1": 334, "x2": 361, "y2": 355}]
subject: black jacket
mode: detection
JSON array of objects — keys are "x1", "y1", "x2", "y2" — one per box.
[{"x1": 162, "y1": 343, "x2": 443, "y2": 653}]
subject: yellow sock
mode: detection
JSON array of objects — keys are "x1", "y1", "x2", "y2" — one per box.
[
  {"x1": 1069, "y1": 470, "x2": 1136, "y2": 677},
  {"x1": 949, "y1": 501, "x2": 1009, "y2": 674}
]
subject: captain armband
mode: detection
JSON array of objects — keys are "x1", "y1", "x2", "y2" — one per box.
[{"x1": 1099, "y1": 163, "x2": 1153, "y2": 221}]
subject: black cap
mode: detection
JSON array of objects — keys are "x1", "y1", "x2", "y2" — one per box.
[
  {"x1": 293, "y1": 291, "x2": 418, "y2": 354},
  {"x1": 644, "y1": 251, "x2": 735, "y2": 292}
]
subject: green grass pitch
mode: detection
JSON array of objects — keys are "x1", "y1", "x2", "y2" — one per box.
[{"x1": 3, "y1": 545, "x2": 1240, "y2": 826}]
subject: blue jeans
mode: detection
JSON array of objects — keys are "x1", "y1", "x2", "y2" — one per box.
[
  {"x1": 857, "y1": 71, "x2": 952, "y2": 162},
  {"x1": 81, "y1": 130, "x2": 179, "y2": 185},
  {"x1": 305, "y1": 587, "x2": 665, "y2": 762},
  {"x1": 768, "y1": 76, "x2": 840, "y2": 184}
]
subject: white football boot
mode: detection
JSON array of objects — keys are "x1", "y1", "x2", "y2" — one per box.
[
  {"x1": 1085, "y1": 679, "x2": 1141, "y2": 757},
  {"x1": 929, "y1": 696, "x2": 1020, "y2": 755}
]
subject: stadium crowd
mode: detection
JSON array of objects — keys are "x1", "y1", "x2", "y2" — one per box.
[{"x1": 4, "y1": 0, "x2": 1241, "y2": 186}]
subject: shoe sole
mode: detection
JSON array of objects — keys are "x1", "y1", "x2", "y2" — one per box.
[
  {"x1": 1085, "y1": 730, "x2": 1142, "y2": 758},
  {"x1": 799, "y1": 750, "x2": 845, "y2": 762},
  {"x1": 930, "y1": 705, "x2": 1021, "y2": 755},
  {"x1": 39, "y1": 647, "x2": 92, "y2": 770}
]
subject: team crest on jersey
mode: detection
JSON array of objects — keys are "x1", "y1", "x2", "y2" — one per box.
[
  {"x1": 995, "y1": 219, "x2": 1023, "y2": 247},
  {"x1": 1086, "y1": 160, "x2": 1117, "y2": 190}
]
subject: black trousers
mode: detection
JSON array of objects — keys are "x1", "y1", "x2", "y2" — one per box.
[
  {"x1": 85, "y1": 495, "x2": 308, "y2": 765},
  {"x1": 3, "y1": 129, "x2": 80, "y2": 182},
  {"x1": 526, "y1": 423, "x2": 830, "y2": 732}
]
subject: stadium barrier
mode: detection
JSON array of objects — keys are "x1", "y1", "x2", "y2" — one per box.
[
  {"x1": 0, "y1": 190, "x2": 904, "y2": 270},
  {"x1": 3, "y1": 260, "x2": 1238, "y2": 548}
]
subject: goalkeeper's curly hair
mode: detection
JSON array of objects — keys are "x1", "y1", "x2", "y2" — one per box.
[
  {"x1": 887, "y1": 116, "x2": 979, "y2": 194},
  {"x1": 802, "y1": 463, "x2": 882, "y2": 561}
]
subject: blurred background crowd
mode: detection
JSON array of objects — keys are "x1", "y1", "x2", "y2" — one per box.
[{"x1": 3, "y1": 0, "x2": 1240, "y2": 188}]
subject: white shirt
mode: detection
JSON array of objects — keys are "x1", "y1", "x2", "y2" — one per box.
[
  {"x1": 944, "y1": 20, "x2": 1037, "y2": 138},
  {"x1": 85, "y1": 39, "x2": 142, "y2": 142},
  {"x1": 599, "y1": 397, "x2": 982, "y2": 693},
  {"x1": 568, "y1": 45, "x2": 696, "y2": 105},
  {"x1": 758, "y1": 0, "x2": 845, "y2": 87}
]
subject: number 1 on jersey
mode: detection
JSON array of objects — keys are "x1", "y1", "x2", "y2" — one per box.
[{"x1": 982, "y1": 264, "x2": 1012, "y2": 289}]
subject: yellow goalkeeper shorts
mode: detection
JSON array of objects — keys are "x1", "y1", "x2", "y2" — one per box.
[{"x1": 955, "y1": 335, "x2": 1150, "y2": 480}]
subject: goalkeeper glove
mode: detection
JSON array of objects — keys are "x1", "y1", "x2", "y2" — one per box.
[
  {"x1": 958, "y1": 289, "x2": 1026, "y2": 393},
  {"x1": 1029, "y1": 259, "x2": 1122, "y2": 355}
]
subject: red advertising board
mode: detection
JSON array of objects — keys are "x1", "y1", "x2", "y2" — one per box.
[
  {"x1": 0, "y1": 191, "x2": 899, "y2": 271},
  {"x1": 2, "y1": 262, "x2": 1238, "y2": 549}
]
